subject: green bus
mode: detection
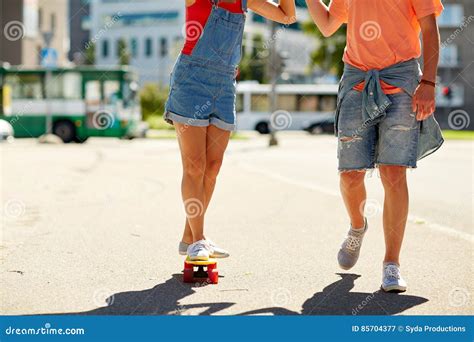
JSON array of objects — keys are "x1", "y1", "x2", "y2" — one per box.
[{"x1": 0, "y1": 64, "x2": 142, "y2": 143}]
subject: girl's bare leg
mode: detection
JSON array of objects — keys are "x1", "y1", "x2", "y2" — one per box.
[
  {"x1": 181, "y1": 125, "x2": 231, "y2": 243},
  {"x1": 175, "y1": 124, "x2": 207, "y2": 242}
]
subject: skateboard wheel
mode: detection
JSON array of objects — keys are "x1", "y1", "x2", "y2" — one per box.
[
  {"x1": 184, "y1": 261, "x2": 194, "y2": 271},
  {"x1": 208, "y1": 269, "x2": 218, "y2": 284},
  {"x1": 183, "y1": 268, "x2": 194, "y2": 283}
]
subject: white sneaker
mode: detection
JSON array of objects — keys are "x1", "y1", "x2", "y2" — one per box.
[
  {"x1": 187, "y1": 239, "x2": 213, "y2": 261},
  {"x1": 205, "y1": 239, "x2": 230, "y2": 258},
  {"x1": 179, "y1": 239, "x2": 230, "y2": 258},
  {"x1": 381, "y1": 263, "x2": 407, "y2": 292}
]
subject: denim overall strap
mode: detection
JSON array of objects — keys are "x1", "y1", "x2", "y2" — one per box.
[
  {"x1": 210, "y1": 0, "x2": 247, "y2": 13},
  {"x1": 241, "y1": 0, "x2": 248, "y2": 12},
  {"x1": 184, "y1": 0, "x2": 246, "y2": 69}
]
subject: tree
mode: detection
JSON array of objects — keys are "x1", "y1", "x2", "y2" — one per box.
[
  {"x1": 139, "y1": 83, "x2": 169, "y2": 120},
  {"x1": 117, "y1": 39, "x2": 130, "y2": 66},
  {"x1": 239, "y1": 34, "x2": 268, "y2": 83},
  {"x1": 84, "y1": 42, "x2": 95, "y2": 65},
  {"x1": 302, "y1": 6, "x2": 346, "y2": 77}
]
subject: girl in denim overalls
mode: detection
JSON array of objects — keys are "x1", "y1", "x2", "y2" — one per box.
[{"x1": 165, "y1": 0, "x2": 296, "y2": 260}]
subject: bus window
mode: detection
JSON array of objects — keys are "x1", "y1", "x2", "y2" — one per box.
[
  {"x1": 104, "y1": 80, "x2": 120, "y2": 105},
  {"x1": 251, "y1": 94, "x2": 269, "y2": 112},
  {"x1": 48, "y1": 72, "x2": 81, "y2": 99},
  {"x1": 5, "y1": 74, "x2": 43, "y2": 99},
  {"x1": 85, "y1": 81, "x2": 101, "y2": 105},
  {"x1": 236, "y1": 93, "x2": 244, "y2": 112},
  {"x1": 122, "y1": 81, "x2": 138, "y2": 108},
  {"x1": 320, "y1": 95, "x2": 337, "y2": 111},
  {"x1": 299, "y1": 95, "x2": 319, "y2": 112},
  {"x1": 277, "y1": 94, "x2": 297, "y2": 112}
]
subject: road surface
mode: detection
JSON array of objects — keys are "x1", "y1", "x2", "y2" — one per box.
[{"x1": 1, "y1": 133, "x2": 472, "y2": 315}]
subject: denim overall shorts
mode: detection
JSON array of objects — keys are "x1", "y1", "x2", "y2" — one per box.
[{"x1": 164, "y1": 0, "x2": 247, "y2": 131}]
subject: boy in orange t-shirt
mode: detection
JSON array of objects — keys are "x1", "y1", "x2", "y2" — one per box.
[{"x1": 306, "y1": 0, "x2": 443, "y2": 292}]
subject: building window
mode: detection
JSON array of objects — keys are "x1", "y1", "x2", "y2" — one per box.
[
  {"x1": 116, "y1": 40, "x2": 121, "y2": 57},
  {"x1": 102, "y1": 39, "x2": 109, "y2": 58},
  {"x1": 131, "y1": 38, "x2": 138, "y2": 58},
  {"x1": 81, "y1": 16, "x2": 91, "y2": 31},
  {"x1": 145, "y1": 38, "x2": 153, "y2": 57},
  {"x1": 51, "y1": 13, "x2": 56, "y2": 31},
  {"x1": 38, "y1": 8, "x2": 43, "y2": 30},
  {"x1": 440, "y1": 45, "x2": 459, "y2": 67},
  {"x1": 438, "y1": 4, "x2": 464, "y2": 27},
  {"x1": 159, "y1": 37, "x2": 168, "y2": 57}
]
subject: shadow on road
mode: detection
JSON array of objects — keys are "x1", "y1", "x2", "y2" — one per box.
[
  {"x1": 239, "y1": 273, "x2": 429, "y2": 316},
  {"x1": 37, "y1": 273, "x2": 427, "y2": 316},
  {"x1": 46, "y1": 274, "x2": 234, "y2": 315}
]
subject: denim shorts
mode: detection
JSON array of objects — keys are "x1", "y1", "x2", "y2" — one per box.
[
  {"x1": 164, "y1": 54, "x2": 237, "y2": 131},
  {"x1": 337, "y1": 90, "x2": 420, "y2": 171}
]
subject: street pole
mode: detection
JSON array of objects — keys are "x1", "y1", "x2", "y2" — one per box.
[
  {"x1": 268, "y1": 20, "x2": 278, "y2": 147},
  {"x1": 42, "y1": 32, "x2": 54, "y2": 136}
]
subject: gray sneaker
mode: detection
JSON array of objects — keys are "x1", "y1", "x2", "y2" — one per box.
[
  {"x1": 179, "y1": 239, "x2": 230, "y2": 258},
  {"x1": 187, "y1": 239, "x2": 213, "y2": 261},
  {"x1": 381, "y1": 262, "x2": 407, "y2": 293},
  {"x1": 337, "y1": 219, "x2": 368, "y2": 270}
]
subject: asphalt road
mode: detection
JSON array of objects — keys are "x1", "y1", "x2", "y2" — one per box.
[{"x1": 1, "y1": 133, "x2": 472, "y2": 316}]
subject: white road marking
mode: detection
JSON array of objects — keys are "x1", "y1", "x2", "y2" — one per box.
[{"x1": 238, "y1": 162, "x2": 474, "y2": 243}]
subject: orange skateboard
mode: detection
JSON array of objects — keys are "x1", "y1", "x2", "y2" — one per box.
[{"x1": 183, "y1": 257, "x2": 218, "y2": 284}]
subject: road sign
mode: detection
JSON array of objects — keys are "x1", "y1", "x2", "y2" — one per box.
[{"x1": 40, "y1": 48, "x2": 58, "y2": 69}]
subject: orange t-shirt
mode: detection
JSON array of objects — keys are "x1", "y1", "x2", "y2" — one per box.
[{"x1": 329, "y1": 0, "x2": 443, "y2": 94}]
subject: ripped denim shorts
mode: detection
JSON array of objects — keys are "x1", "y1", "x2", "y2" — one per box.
[{"x1": 337, "y1": 90, "x2": 420, "y2": 171}]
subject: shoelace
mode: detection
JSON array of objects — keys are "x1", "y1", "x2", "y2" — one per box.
[
  {"x1": 385, "y1": 264, "x2": 401, "y2": 280},
  {"x1": 344, "y1": 235, "x2": 361, "y2": 251},
  {"x1": 191, "y1": 241, "x2": 212, "y2": 253}
]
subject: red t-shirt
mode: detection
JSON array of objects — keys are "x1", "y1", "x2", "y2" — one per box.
[{"x1": 182, "y1": 0, "x2": 243, "y2": 55}]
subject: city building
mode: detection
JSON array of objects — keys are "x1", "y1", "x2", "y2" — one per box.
[
  {"x1": 437, "y1": 0, "x2": 474, "y2": 130},
  {"x1": 90, "y1": 0, "x2": 184, "y2": 85},
  {"x1": 0, "y1": 0, "x2": 70, "y2": 66},
  {"x1": 243, "y1": 1, "x2": 316, "y2": 82},
  {"x1": 68, "y1": 0, "x2": 91, "y2": 64},
  {"x1": 89, "y1": 0, "x2": 314, "y2": 85}
]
